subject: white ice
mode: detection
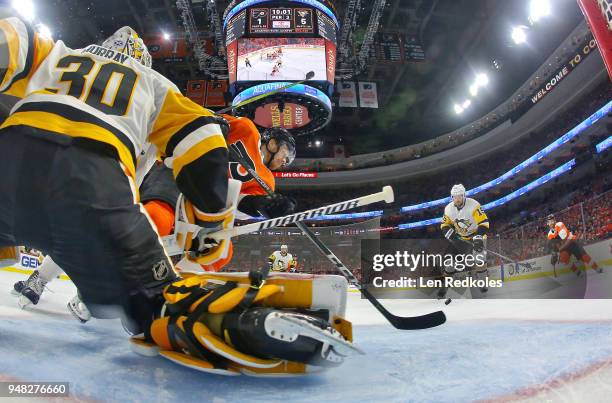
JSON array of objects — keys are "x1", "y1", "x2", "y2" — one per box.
[
  {"x1": 237, "y1": 48, "x2": 327, "y2": 82},
  {"x1": 2, "y1": 268, "x2": 612, "y2": 402}
]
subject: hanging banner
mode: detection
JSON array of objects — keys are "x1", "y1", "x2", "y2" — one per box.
[
  {"x1": 338, "y1": 82, "x2": 357, "y2": 107},
  {"x1": 227, "y1": 40, "x2": 238, "y2": 83},
  {"x1": 186, "y1": 80, "x2": 207, "y2": 106},
  {"x1": 358, "y1": 82, "x2": 378, "y2": 108},
  {"x1": 205, "y1": 80, "x2": 228, "y2": 107},
  {"x1": 145, "y1": 35, "x2": 189, "y2": 62},
  {"x1": 325, "y1": 39, "x2": 337, "y2": 84}
]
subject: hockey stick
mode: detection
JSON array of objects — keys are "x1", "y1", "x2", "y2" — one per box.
[
  {"x1": 211, "y1": 185, "x2": 394, "y2": 240},
  {"x1": 161, "y1": 184, "x2": 393, "y2": 256},
  {"x1": 486, "y1": 248, "x2": 534, "y2": 271},
  {"x1": 216, "y1": 71, "x2": 315, "y2": 114},
  {"x1": 228, "y1": 144, "x2": 446, "y2": 330}
]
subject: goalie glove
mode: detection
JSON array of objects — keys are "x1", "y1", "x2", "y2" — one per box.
[{"x1": 174, "y1": 179, "x2": 241, "y2": 269}]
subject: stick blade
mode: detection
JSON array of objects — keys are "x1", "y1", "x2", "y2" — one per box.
[
  {"x1": 390, "y1": 310, "x2": 447, "y2": 330},
  {"x1": 382, "y1": 186, "x2": 395, "y2": 203}
]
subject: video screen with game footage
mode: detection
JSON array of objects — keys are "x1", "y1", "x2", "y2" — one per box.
[{"x1": 224, "y1": 0, "x2": 338, "y2": 134}]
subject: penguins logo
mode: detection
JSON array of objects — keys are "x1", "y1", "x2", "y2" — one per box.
[
  {"x1": 455, "y1": 218, "x2": 471, "y2": 233},
  {"x1": 297, "y1": 10, "x2": 309, "y2": 17},
  {"x1": 152, "y1": 260, "x2": 170, "y2": 281}
]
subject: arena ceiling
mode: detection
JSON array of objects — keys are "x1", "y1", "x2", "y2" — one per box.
[{"x1": 35, "y1": 0, "x2": 585, "y2": 155}]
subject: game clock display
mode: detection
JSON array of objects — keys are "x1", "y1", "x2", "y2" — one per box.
[{"x1": 249, "y1": 7, "x2": 314, "y2": 34}]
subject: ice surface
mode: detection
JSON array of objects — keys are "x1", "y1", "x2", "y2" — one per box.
[{"x1": 2, "y1": 269, "x2": 612, "y2": 402}]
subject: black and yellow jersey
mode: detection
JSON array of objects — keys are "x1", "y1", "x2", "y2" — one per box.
[
  {"x1": 0, "y1": 17, "x2": 227, "y2": 212},
  {"x1": 268, "y1": 251, "x2": 296, "y2": 272},
  {"x1": 441, "y1": 197, "x2": 489, "y2": 239}
]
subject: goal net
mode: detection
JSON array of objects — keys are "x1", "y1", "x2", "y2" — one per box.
[
  {"x1": 578, "y1": 0, "x2": 612, "y2": 79},
  {"x1": 226, "y1": 217, "x2": 381, "y2": 281}
]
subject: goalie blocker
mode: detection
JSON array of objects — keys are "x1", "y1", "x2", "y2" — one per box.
[{"x1": 131, "y1": 272, "x2": 358, "y2": 376}]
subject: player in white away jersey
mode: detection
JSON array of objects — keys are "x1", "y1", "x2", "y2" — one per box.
[
  {"x1": 269, "y1": 245, "x2": 297, "y2": 272},
  {"x1": 439, "y1": 184, "x2": 490, "y2": 296}
]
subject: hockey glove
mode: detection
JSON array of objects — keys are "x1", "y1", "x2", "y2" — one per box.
[
  {"x1": 443, "y1": 226, "x2": 456, "y2": 240},
  {"x1": 239, "y1": 193, "x2": 297, "y2": 219},
  {"x1": 472, "y1": 235, "x2": 484, "y2": 253},
  {"x1": 174, "y1": 179, "x2": 241, "y2": 268}
]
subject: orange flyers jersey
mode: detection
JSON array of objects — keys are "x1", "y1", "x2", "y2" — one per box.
[
  {"x1": 224, "y1": 115, "x2": 275, "y2": 200},
  {"x1": 547, "y1": 222, "x2": 577, "y2": 241}
]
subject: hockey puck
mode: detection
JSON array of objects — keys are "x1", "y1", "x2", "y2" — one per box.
[{"x1": 444, "y1": 298, "x2": 452, "y2": 305}]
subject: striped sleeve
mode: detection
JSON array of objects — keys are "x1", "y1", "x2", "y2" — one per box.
[
  {"x1": 149, "y1": 89, "x2": 228, "y2": 213},
  {"x1": 441, "y1": 213, "x2": 452, "y2": 229},
  {"x1": 472, "y1": 203, "x2": 489, "y2": 228},
  {"x1": 0, "y1": 17, "x2": 54, "y2": 97}
]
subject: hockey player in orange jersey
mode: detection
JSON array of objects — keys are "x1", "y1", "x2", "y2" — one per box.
[
  {"x1": 547, "y1": 214, "x2": 602, "y2": 276},
  {"x1": 172, "y1": 116, "x2": 297, "y2": 272}
]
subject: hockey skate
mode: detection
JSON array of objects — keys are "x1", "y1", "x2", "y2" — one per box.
[
  {"x1": 14, "y1": 271, "x2": 47, "y2": 308},
  {"x1": 67, "y1": 294, "x2": 91, "y2": 323}
]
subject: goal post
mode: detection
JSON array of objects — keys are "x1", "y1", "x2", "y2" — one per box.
[{"x1": 577, "y1": 0, "x2": 612, "y2": 79}]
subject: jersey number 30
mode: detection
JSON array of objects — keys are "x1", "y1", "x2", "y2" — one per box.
[{"x1": 55, "y1": 55, "x2": 137, "y2": 116}]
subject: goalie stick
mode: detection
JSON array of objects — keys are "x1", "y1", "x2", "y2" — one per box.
[{"x1": 228, "y1": 144, "x2": 446, "y2": 330}]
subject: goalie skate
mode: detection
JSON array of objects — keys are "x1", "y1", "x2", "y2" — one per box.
[{"x1": 266, "y1": 311, "x2": 364, "y2": 361}]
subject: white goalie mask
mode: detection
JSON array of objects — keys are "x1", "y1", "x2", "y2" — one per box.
[{"x1": 101, "y1": 26, "x2": 152, "y2": 68}]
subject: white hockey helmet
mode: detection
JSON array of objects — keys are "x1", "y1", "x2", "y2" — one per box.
[
  {"x1": 280, "y1": 244, "x2": 288, "y2": 251},
  {"x1": 450, "y1": 184, "x2": 466, "y2": 197},
  {"x1": 101, "y1": 26, "x2": 152, "y2": 68}
]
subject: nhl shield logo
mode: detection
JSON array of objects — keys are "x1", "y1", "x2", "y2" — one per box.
[{"x1": 152, "y1": 259, "x2": 170, "y2": 281}]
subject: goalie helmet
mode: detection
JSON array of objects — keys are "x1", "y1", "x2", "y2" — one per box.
[
  {"x1": 101, "y1": 26, "x2": 152, "y2": 68},
  {"x1": 261, "y1": 127, "x2": 296, "y2": 168}
]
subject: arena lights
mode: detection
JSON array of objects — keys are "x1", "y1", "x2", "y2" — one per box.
[
  {"x1": 469, "y1": 83, "x2": 479, "y2": 97},
  {"x1": 462, "y1": 99, "x2": 471, "y2": 109},
  {"x1": 398, "y1": 159, "x2": 577, "y2": 230},
  {"x1": 162, "y1": 31, "x2": 171, "y2": 40},
  {"x1": 401, "y1": 99, "x2": 612, "y2": 213},
  {"x1": 529, "y1": 0, "x2": 551, "y2": 23},
  {"x1": 512, "y1": 26, "x2": 528, "y2": 44},
  {"x1": 475, "y1": 73, "x2": 489, "y2": 87},
  {"x1": 454, "y1": 104, "x2": 464, "y2": 115},
  {"x1": 596, "y1": 136, "x2": 612, "y2": 153},
  {"x1": 12, "y1": 0, "x2": 34, "y2": 21}
]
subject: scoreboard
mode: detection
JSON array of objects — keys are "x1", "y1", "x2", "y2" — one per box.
[
  {"x1": 222, "y1": 0, "x2": 339, "y2": 134},
  {"x1": 249, "y1": 7, "x2": 314, "y2": 34}
]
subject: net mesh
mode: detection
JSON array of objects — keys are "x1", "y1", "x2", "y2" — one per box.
[
  {"x1": 227, "y1": 217, "x2": 381, "y2": 277},
  {"x1": 597, "y1": 0, "x2": 612, "y2": 29}
]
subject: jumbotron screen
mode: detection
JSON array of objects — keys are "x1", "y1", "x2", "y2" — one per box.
[{"x1": 237, "y1": 38, "x2": 327, "y2": 81}]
